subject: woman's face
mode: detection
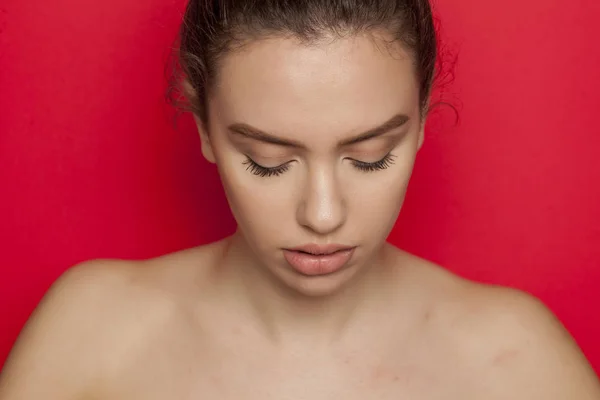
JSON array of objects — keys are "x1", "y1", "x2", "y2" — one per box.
[{"x1": 198, "y1": 33, "x2": 424, "y2": 296}]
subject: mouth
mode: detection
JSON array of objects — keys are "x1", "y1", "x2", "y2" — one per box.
[
  {"x1": 286, "y1": 244, "x2": 355, "y2": 256},
  {"x1": 282, "y1": 244, "x2": 357, "y2": 276}
]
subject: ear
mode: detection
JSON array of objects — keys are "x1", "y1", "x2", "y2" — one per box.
[
  {"x1": 193, "y1": 114, "x2": 216, "y2": 164},
  {"x1": 417, "y1": 103, "x2": 429, "y2": 151},
  {"x1": 417, "y1": 121, "x2": 425, "y2": 151}
]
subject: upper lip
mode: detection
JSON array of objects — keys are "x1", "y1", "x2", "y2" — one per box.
[{"x1": 286, "y1": 244, "x2": 355, "y2": 255}]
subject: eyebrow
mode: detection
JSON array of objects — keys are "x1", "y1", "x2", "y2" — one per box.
[{"x1": 227, "y1": 113, "x2": 410, "y2": 149}]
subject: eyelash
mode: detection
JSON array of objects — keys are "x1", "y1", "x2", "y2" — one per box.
[
  {"x1": 242, "y1": 153, "x2": 397, "y2": 177},
  {"x1": 351, "y1": 153, "x2": 397, "y2": 172},
  {"x1": 242, "y1": 158, "x2": 291, "y2": 177}
]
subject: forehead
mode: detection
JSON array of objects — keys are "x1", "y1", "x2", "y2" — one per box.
[{"x1": 210, "y1": 34, "x2": 420, "y2": 139}]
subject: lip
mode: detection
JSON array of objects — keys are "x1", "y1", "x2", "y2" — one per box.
[
  {"x1": 283, "y1": 244, "x2": 356, "y2": 276},
  {"x1": 287, "y1": 243, "x2": 354, "y2": 255}
]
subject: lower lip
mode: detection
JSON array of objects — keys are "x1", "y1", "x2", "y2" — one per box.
[{"x1": 283, "y1": 248, "x2": 355, "y2": 276}]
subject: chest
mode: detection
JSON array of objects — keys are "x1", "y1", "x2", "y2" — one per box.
[{"x1": 105, "y1": 337, "x2": 479, "y2": 400}]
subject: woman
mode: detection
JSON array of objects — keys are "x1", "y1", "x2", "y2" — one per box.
[{"x1": 1, "y1": 0, "x2": 598, "y2": 398}]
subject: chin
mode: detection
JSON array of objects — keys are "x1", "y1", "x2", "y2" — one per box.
[{"x1": 272, "y1": 263, "x2": 363, "y2": 298}]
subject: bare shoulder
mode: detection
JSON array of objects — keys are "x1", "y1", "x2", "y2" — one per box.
[
  {"x1": 399, "y1": 251, "x2": 600, "y2": 399},
  {"x1": 0, "y1": 258, "x2": 140, "y2": 398},
  {"x1": 459, "y1": 283, "x2": 600, "y2": 398},
  {"x1": 0, "y1": 242, "x2": 222, "y2": 399}
]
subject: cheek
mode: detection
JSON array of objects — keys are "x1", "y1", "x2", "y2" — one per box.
[
  {"x1": 348, "y1": 155, "x2": 415, "y2": 236},
  {"x1": 218, "y1": 161, "x2": 293, "y2": 239},
  {"x1": 350, "y1": 181, "x2": 406, "y2": 236}
]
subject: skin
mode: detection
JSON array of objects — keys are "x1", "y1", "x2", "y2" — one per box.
[{"x1": 1, "y1": 33, "x2": 599, "y2": 399}]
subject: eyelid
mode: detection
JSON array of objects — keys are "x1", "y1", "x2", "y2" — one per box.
[
  {"x1": 242, "y1": 147, "x2": 294, "y2": 161},
  {"x1": 245, "y1": 155, "x2": 291, "y2": 169},
  {"x1": 346, "y1": 149, "x2": 391, "y2": 162},
  {"x1": 242, "y1": 151, "x2": 397, "y2": 178},
  {"x1": 242, "y1": 156, "x2": 292, "y2": 177},
  {"x1": 350, "y1": 152, "x2": 396, "y2": 172}
]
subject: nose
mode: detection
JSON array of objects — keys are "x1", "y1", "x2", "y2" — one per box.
[{"x1": 296, "y1": 167, "x2": 347, "y2": 235}]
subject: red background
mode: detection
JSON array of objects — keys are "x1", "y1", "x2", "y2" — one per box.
[{"x1": 1, "y1": 0, "x2": 599, "y2": 373}]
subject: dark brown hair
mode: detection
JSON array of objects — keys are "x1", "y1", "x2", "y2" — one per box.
[{"x1": 169, "y1": 0, "x2": 440, "y2": 127}]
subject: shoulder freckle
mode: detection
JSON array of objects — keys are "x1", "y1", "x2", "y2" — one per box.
[
  {"x1": 462, "y1": 285, "x2": 560, "y2": 363},
  {"x1": 433, "y1": 284, "x2": 523, "y2": 354},
  {"x1": 491, "y1": 347, "x2": 522, "y2": 366}
]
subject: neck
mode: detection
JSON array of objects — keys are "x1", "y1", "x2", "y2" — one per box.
[{"x1": 219, "y1": 232, "x2": 393, "y2": 345}]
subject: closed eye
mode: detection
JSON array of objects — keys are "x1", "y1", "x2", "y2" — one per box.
[
  {"x1": 350, "y1": 153, "x2": 397, "y2": 172},
  {"x1": 242, "y1": 157, "x2": 291, "y2": 177},
  {"x1": 242, "y1": 153, "x2": 397, "y2": 178}
]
